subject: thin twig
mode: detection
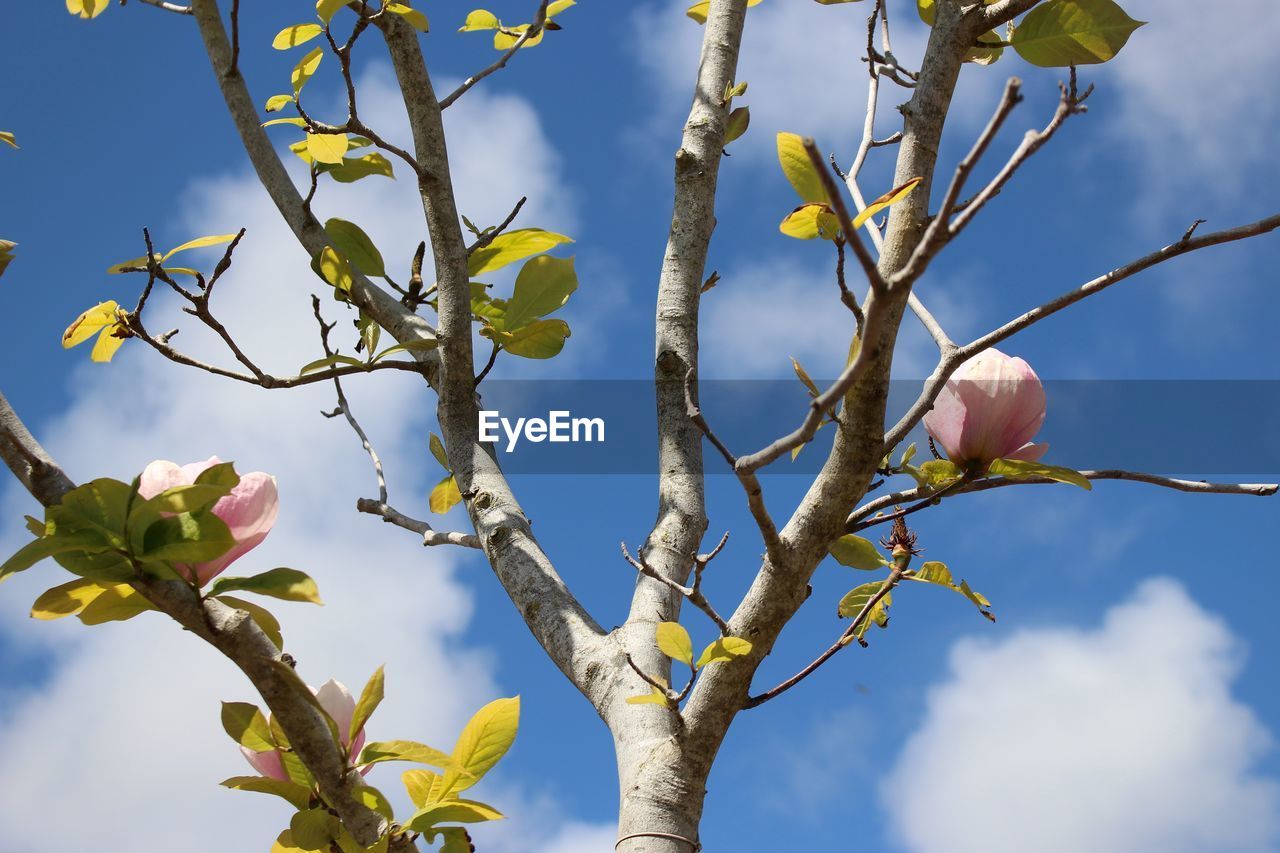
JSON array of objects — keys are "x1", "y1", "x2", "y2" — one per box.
[
  {"x1": 803, "y1": 139, "x2": 885, "y2": 293},
  {"x1": 848, "y1": 470, "x2": 1277, "y2": 532},
  {"x1": 133, "y1": 0, "x2": 193, "y2": 14},
  {"x1": 466, "y1": 197, "x2": 529, "y2": 256},
  {"x1": 356, "y1": 498, "x2": 482, "y2": 548},
  {"x1": 621, "y1": 541, "x2": 731, "y2": 635},
  {"x1": 440, "y1": 0, "x2": 551, "y2": 109},
  {"x1": 744, "y1": 567, "x2": 903, "y2": 709},
  {"x1": 884, "y1": 211, "x2": 1280, "y2": 451}
]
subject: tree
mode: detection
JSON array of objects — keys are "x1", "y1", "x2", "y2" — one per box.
[{"x1": 1, "y1": 0, "x2": 1277, "y2": 850}]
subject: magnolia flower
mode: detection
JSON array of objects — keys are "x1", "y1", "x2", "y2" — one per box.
[
  {"x1": 923, "y1": 348, "x2": 1048, "y2": 468},
  {"x1": 240, "y1": 679, "x2": 367, "y2": 781},
  {"x1": 137, "y1": 456, "x2": 279, "y2": 586}
]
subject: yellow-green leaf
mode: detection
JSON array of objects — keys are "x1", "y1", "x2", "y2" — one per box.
[
  {"x1": 401, "y1": 769, "x2": 446, "y2": 808},
  {"x1": 317, "y1": 0, "x2": 347, "y2": 23},
  {"x1": 207, "y1": 568, "x2": 323, "y2": 604},
  {"x1": 78, "y1": 583, "x2": 156, "y2": 625},
  {"x1": 695, "y1": 636, "x2": 752, "y2": 667},
  {"x1": 66, "y1": 0, "x2": 108, "y2": 19},
  {"x1": 221, "y1": 701, "x2": 276, "y2": 751},
  {"x1": 626, "y1": 687, "x2": 671, "y2": 706},
  {"x1": 307, "y1": 132, "x2": 349, "y2": 165},
  {"x1": 406, "y1": 799, "x2": 505, "y2": 832},
  {"x1": 779, "y1": 202, "x2": 842, "y2": 241},
  {"x1": 263, "y1": 117, "x2": 308, "y2": 128},
  {"x1": 350, "y1": 665, "x2": 385, "y2": 744},
  {"x1": 687, "y1": 0, "x2": 762, "y2": 24},
  {"x1": 459, "y1": 9, "x2": 500, "y2": 31},
  {"x1": 357, "y1": 740, "x2": 455, "y2": 769},
  {"x1": 467, "y1": 228, "x2": 573, "y2": 276},
  {"x1": 62, "y1": 301, "x2": 120, "y2": 348},
  {"x1": 776, "y1": 132, "x2": 828, "y2": 204},
  {"x1": 317, "y1": 246, "x2": 354, "y2": 295},
  {"x1": 429, "y1": 433, "x2": 451, "y2": 471},
  {"x1": 273, "y1": 23, "x2": 324, "y2": 50},
  {"x1": 429, "y1": 474, "x2": 462, "y2": 514},
  {"x1": 222, "y1": 776, "x2": 312, "y2": 810},
  {"x1": 0, "y1": 131, "x2": 17, "y2": 149},
  {"x1": 655, "y1": 621, "x2": 694, "y2": 667},
  {"x1": 987, "y1": 457, "x2": 1092, "y2": 490},
  {"x1": 387, "y1": 3, "x2": 429, "y2": 31},
  {"x1": 324, "y1": 218, "x2": 385, "y2": 277},
  {"x1": 503, "y1": 255, "x2": 577, "y2": 330},
  {"x1": 163, "y1": 233, "x2": 238, "y2": 261},
  {"x1": 724, "y1": 106, "x2": 750, "y2": 144},
  {"x1": 485, "y1": 318, "x2": 571, "y2": 359},
  {"x1": 31, "y1": 577, "x2": 108, "y2": 620},
  {"x1": 265, "y1": 94, "x2": 295, "y2": 113},
  {"x1": 829, "y1": 534, "x2": 890, "y2": 570},
  {"x1": 852, "y1": 176, "x2": 921, "y2": 229},
  {"x1": 1011, "y1": 0, "x2": 1144, "y2": 67},
  {"x1": 493, "y1": 23, "x2": 544, "y2": 49},
  {"x1": 325, "y1": 152, "x2": 396, "y2": 183},
  {"x1": 449, "y1": 696, "x2": 519, "y2": 791},
  {"x1": 292, "y1": 47, "x2": 324, "y2": 93}
]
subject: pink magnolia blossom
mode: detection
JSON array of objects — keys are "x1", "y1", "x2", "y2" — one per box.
[
  {"x1": 137, "y1": 456, "x2": 279, "y2": 586},
  {"x1": 240, "y1": 679, "x2": 368, "y2": 781},
  {"x1": 923, "y1": 348, "x2": 1048, "y2": 468}
]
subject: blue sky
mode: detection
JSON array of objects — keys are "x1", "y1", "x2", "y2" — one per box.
[{"x1": 2, "y1": 1, "x2": 1279, "y2": 851}]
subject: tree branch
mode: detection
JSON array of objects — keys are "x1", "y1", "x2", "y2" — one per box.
[{"x1": 439, "y1": 0, "x2": 551, "y2": 109}]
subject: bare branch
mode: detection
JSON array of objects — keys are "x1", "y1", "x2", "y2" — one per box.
[
  {"x1": 803, "y1": 139, "x2": 885, "y2": 294},
  {"x1": 132, "y1": 0, "x2": 193, "y2": 14},
  {"x1": 440, "y1": 0, "x2": 551, "y2": 109},
  {"x1": 885, "y1": 211, "x2": 1280, "y2": 451},
  {"x1": 356, "y1": 498, "x2": 482, "y2": 548},
  {"x1": 744, "y1": 566, "x2": 903, "y2": 709},
  {"x1": 849, "y1": 471, "x2": 1278, "y2": 532},
  {"x1": 621, "y1": 541, "x2": 731, "y2": 636}
]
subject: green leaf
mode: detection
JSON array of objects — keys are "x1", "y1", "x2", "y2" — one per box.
[
  {"x1": 776, "y1": 132, "x2": 828, "y2": 204},
  {"x1": 386, "y1": 2, "x2": 429, "y2": 31},
  {"x1": 139, "y1": 511, "x2": 235, "y2": 564},
  {"x1": 77, "y1": 583, "x2": 156, "y2": 625},
  {"x1": 324, "y1": 152, "x2": 396, "y2": 183},
  {"x1": 273, "y1": 23, "x2": 324, "y2": 49},
  {"x1": 406, "y1": 799, "x2": 505, "y2": 832},
  {"x1": 429, "y1": 474, "x2": 463, "y2": 514},
  {"x1": 656, "y1": 622, "x2": 694, "y2": 667},
  {"x1": 484, "y1": 318, "x2": 571, "y2": 359},
  {"x1": 695, "y1": 636, "x2": 753, "y2": 667},
  {"x1": 355, "y1": 784, "x2": 395, "y2": 820},
  {"x1": 429, "y1": 433, "x2": 451, "y2": 471},
  {"x1": 221, "y1": 701, "x2": 276, "y2": 751},
  {"x1": 358, "y1": 739, "x2": 455, "y2": 769},
  {"x1": 917, "y1": 458, "x2": 964, "y2": 487},
  {"x1": 829, "y1": 534, "x2": 890, "y2": 570},
  {"x1": 221, "y1": 775, "x2": 311, "y2": 810},
  {"x1": 292, "y1": 47, "x2": 324, "y2": 93},
  {"x1": 371, "y1": 338, "x2": 439, "y2": 362},
  {"x1": 503, "y1": 255, "x2": 577, "y2": 330},
  {"x1": 1011, "y1": 0, "x2": 1144, "y2": 67},
  {"x1": 208, "y1": 568, "x2": 323, "y2": 604},
  {"x1": 299, "y1": 354, "x2": 364, "y2": 375},
  {"x1": 30, "y1": 577, "x2": 108, "y2": 620},
  {"x1": 216, "y1": 595, "x2": 284, "y2": 649},
  {"x1": 448, "y1": 696, "x2": 519, "y2": 792},
  {"x1": 467, "y1": 228, "x2": 573, "y2": 276},
  {"x1": 291, "y1": 808, "x2": 340, "y2": 851},
  {"x1": 402, "y1": 769, "x2": 445, "y2": 808},
  {"x1": 350, "y1": 665, "x2": 385, "y2": 744},
  {"x1": 0, "y1": 239, "x2": 16, "y2": 279},
  {"x1": 140, "y1": 483, "x2": 230, "y2": 515},
  {"x1": 837, "y1": 583, "x2": 892, "y2": 640},
  {"x1": 1, "y1": 531, "x2": 109, "y2": 584},
  {"x1": 959, "y1": 579, "x2": 997, "y2": 621},
  {"x1": 987, "y1": 457, "x2": 1092, "y2": 490},
  {"x1": 357, "y1": 311, "x2": 381, "y2": 357},
  {"x1": 911, "y1": 560, "x2": 953, "y2": 586},
  {"x1": 324, "y1": 218, "x2": 386, "y2": 277},
  {"x1": 56, "y1": 477, "x2": 132, "y2": 544},
  {"x1": 724, "y1": 106, "x2": 750, "y2": 144}
]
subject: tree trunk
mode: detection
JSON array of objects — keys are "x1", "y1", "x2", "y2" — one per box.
[{"x1": 614, "y1": 729, "x2": 714, "y2": 853}]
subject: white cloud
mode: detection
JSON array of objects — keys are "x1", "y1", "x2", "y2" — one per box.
[
  {"x1": 1094, "y1": 0, "x2": 1280, "y2": 208},
  {"x1": 0, "y1": 69, "x2": 604, "y2": 852},
  {"x1": 882, "y1": 578, "x2": 1280, "y2": 853}
]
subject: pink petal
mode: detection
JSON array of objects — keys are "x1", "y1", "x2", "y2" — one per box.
[
  {"x1": 189, "y1": 472, "x2": 279, "y2": 585},
  {"x1": 314, "y1": 679, "x2": 358, "y2": 747},
  {"x1": 1005, "y1": 441, "x2": 1049, "y2": 462},
  {"x1": 924, "y1": 349, "x2": 1046, "y2": 466},
  {"x1": 240, "y1": 746, "x2": 288, "y2": 782}
]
